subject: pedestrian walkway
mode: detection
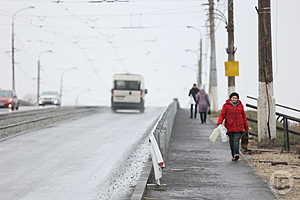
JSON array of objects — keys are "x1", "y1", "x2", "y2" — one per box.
[{"x1": 144, "y1": 109, "x2": 275, "y2": 200}]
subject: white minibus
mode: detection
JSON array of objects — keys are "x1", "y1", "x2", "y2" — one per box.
[{"x1": 111, "y1": 73, "x2": 147, "y2": 112}]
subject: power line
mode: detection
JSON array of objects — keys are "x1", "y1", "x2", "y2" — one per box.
[{"x1": 21, "y1": 9, "x2": 205, "y2": 18}]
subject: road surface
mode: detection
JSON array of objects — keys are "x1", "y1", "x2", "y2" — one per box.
[{"x1": 0, "y1": 107, "x2": 163, "y2": 200}]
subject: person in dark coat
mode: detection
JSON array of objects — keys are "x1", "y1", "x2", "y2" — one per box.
[
  {"x1": 217, "y1": 92, "x2": 248, "y2": 161},
  {"x1": 196, "y1": 89, "x2": 210, "y2": 123},
  {"x1": 188, "y1": 83, "x2": 200, "y2": 119}
]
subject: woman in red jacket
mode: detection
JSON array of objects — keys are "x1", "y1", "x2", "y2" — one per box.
[{"x1": 217, "y1": 92, "x2": 248, "y2": 161}]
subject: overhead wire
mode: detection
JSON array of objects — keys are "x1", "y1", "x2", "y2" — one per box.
[
  {"x1": 54, "y1": 3, "x2": 115, "y2": 88},
  {"x1": 2, "y1": 0, "x2": 210, "y2": 90}
]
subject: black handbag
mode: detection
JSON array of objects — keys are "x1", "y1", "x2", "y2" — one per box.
[{"x1": 207, "y1": 108, "x2": 211, "y2": 115}]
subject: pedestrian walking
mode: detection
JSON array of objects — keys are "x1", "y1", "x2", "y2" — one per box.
[
  {"x1": 196, "y1": 89, "x2": 210, "y2": 124},
  {"x1": 188, "y1": 83, "x2": 200, "y2": 119},
  {"x1": 217, "y1": 92, "x2": 248, "y2": 161}
]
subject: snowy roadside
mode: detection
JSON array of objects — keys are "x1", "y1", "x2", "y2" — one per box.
[{"x1": 96, "y1": 113, "x2": 160, "y2": 200}]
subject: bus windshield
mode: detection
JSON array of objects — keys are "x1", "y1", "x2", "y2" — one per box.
[{"x1": 114, "y1": 80, "x2": 140, "y2": 90}]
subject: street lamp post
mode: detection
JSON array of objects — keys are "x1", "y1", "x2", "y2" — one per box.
[
  {"x1": 60, "y1": 67, "x2": 77, "y2": 105},
  {"x1": 37, "y1": 50, "x2": 52, "y2": 105},
  {"x1": 11, "y1": 6, "x2": 34, "y2": 91},
  {"x1": 184, "y1": 49, "x2": 201, "y2": 87},
  {"x1": 186, "y1": 26, "x2": 203, "y2": 88},
  {"x1": 181, "y1": 64, "x2": 208, "y2": 91}
]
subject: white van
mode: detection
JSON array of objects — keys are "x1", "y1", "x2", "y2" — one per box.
[{"x1": 111, "y1": 73, "x2": 147, "y2": 112}]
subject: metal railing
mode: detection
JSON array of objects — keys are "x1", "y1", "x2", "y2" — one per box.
[
  {"x1": 246, "y1": 96, "x2": 300, "y2": 151},
  {"x1": 152, "y1": 99, "x2": 179, "y2": 159},
  {"x1": 130, "y1": 99, "x2": 179, "y2": 200},
  {"x1": 0, "y1": 106, "x2": 101, "y2": 140}
]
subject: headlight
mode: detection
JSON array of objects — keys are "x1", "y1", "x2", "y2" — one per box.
[{"x1": 54, "y1": 99, "x2": 58, "y2": 104}]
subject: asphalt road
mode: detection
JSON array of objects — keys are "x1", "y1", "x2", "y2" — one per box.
[{"x1": 0, "y1": 107, "x2": 163, "y2": 200}]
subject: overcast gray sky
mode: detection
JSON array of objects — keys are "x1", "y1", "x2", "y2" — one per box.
[{"x1": 0, "y1": 0, "x2": 299, "y2": 111}]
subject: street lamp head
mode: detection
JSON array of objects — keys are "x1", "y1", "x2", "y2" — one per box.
[
  {"x1": 38, "y1": 50, "x2": 53, "y2": 58},
  {"x1": 14, "y1": 6, "x2": 35, "y2": 16},
  {"x1": 186, "y1": 25, "x2": 203, "y2": 40}
]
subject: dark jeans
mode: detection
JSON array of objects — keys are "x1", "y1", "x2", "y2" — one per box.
[
  {"x1": 199, "y1": 112, "x2": 207, "y2": 123},
  {"x1": 228, "y1": 132, "x2": 242, "y2": 157},
  {"x1": 190, "y1": 104, "x2": 198, "y2": 118}
]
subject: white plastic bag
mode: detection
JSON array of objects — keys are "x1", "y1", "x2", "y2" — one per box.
[
  {"x1": 218, "y1": 124, "x2": 228, "y2": 143},
  {"x1": 209, "y1": 127, "x2": 220, "y2": 143},
  {"x1": 188, "y1": 96, "x2": 195, "y2": 105}
]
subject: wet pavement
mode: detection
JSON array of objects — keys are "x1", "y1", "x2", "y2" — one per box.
[{"x1": 144, "y1": 109, "x2": 275, "y2": 200}]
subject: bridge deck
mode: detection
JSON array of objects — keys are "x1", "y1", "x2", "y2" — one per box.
[{"x1": 144, "y1": 108, "x2": 275, "y2": 200}]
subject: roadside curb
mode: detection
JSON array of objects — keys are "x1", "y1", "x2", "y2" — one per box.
[
  {"x1": 130, "y1": 101, "x2": 178, "y2": 199},
  {"x1": 130, "y1": 158, "x2": 152, "y2": 200}
]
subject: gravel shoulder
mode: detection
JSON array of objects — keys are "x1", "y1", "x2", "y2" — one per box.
[{"x1": 243, "y1": 148, "x2": 300, "y2": 199}]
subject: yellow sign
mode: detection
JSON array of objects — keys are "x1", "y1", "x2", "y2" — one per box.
[{"x1": 225, "y1": 61, "x2": 239, "y2": 76}]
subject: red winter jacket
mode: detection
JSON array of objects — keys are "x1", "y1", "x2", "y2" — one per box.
[{"x1": 217, "y1": 99, "x2": 248, "y2": 133}]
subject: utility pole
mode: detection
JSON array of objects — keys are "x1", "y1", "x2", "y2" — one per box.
[
  {"x1": 198, "y1": 39, "x2": 203, "y2": 88},
  {"x1": 208, "y1": 0, "x2": 218, "y2": 112},
  {"x1": 257, "y1": 0, "x2": 276, "y2": 144},
  {"x1": 227, "y1": 0, "x2": 236, "y2": 95}
]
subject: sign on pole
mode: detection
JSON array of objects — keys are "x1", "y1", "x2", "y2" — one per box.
[{"x1": 225, "y1": 61, "x2": 239, "y2": 76}]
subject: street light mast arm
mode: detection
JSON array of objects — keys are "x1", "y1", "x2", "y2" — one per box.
[
  {"x1": 11, "y1": 6, "x2": 35, "y2": 91},
  {"x1": 12, "y1": 6, "x2": 35, "y2": 18},
  {"x1": 186, "y1": 25, "x2": 204, "y2": 87}
]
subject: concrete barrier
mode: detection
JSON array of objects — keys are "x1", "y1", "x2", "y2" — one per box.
[{"x1": 130, "y1": 99, "x2": 178, "y2": 199}]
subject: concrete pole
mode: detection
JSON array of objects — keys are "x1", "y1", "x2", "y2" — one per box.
[
  {"x1": 208, "y1": 0, "x2": 218, "y2": 112},
  {"x1": 257, "y1": 0, "x2": 276, "y2": 144},
  {"x1": 227, "y1": 0, "x2": 236, "y2": 96},
  {"x1": 198, "y1": 39, "x2": 203, "y2": 88}
]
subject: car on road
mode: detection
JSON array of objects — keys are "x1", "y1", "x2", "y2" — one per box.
[
  {"x1": 39, "y1": 91, "x2": 61, "y2": 106},
  {"x1": 0, "y1": 89, "x2": 19, "y2": 110}
]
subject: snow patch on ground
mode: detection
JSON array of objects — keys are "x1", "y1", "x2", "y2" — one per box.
[{"x1": 96, "y1": 138, "x2": 150, "y2": 200}]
